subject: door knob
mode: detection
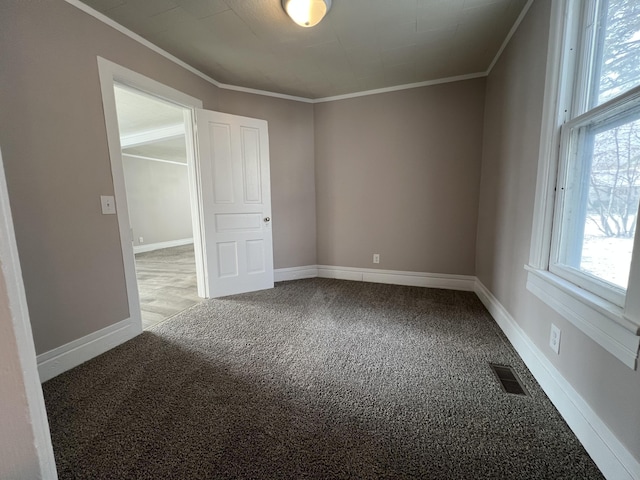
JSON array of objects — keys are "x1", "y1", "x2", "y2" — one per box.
[{"x1": 264, "y1": 217, "x2": 271, "y2": 222}]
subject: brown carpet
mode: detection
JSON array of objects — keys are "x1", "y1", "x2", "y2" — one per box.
[{"x1": 42, "y1": 278, "x2": 603, "y2": 479}]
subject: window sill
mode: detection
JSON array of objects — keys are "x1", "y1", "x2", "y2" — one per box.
[{"x1": 525, "y1": 266, "x2": 639, "y2": 369}]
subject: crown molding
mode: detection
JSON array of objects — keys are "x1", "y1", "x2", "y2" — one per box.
[
  {"x1": 313, "y1": 72, "x2": 488, "y2": 103},
  {"x1": 65, "y1": 0, "x2": 533, "y2": 105},
  {"x1": 65, "y1": 0, "x2": 222, "y2": 87},
  {"x1": 486, "y1": 0, "x2": 535, "y2": 74},
  {"x1": 216, "y1": 82, "x2": 314, "y2": 104}
]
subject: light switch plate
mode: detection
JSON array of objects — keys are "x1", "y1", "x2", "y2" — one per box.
[{"x1": 100, "y1": 195, "x2": 116, "y2": 215}]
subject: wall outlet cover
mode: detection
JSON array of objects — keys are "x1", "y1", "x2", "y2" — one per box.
[{"x1": 549, "y1": 324, "x2": 561, "y2": 355}]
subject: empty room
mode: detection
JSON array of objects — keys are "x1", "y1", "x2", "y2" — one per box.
[{"x1": 1, "y1": 0, "x2": 639, "y2": 479}]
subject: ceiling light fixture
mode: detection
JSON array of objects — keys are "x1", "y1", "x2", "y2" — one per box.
[{"x1": 282, "y1": 0, "x2": 332, "y2": 28}]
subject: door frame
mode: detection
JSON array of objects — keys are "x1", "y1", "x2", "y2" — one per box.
[
  {"x1": 0, "y1": 145, "x2": 58, "y2": 478},
  {"x1": 97, "y1": 57, "x2": 208, "y2": 331}
]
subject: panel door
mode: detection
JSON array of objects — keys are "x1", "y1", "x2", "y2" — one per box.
[{"x1": 195, "y1": 109, "x2": 273, "y2": 298}]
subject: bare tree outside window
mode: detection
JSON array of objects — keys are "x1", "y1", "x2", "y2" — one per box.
[
  {"x1": 576, "y1": 0, "x2": 640, "y2": 288},
  {"x1": 582, "y1": 116, "x2": 640, "y2": 288},
  {"x1": 594, "y1": 0, "x2": 640, "y2": 106},
  {"x1": 587, "y1": 120, "x2": 640, "y2": 240}
]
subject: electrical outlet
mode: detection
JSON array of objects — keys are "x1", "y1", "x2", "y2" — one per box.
[
  {"x1": 139, "y1": 236, "x2": 144, "y2": 244},
  {"x1": 549, "y1": 324, "x2": 561, "y2": 354},
  {"x1": 373, "y1": 254, "x2": 380, "y2": 264}
]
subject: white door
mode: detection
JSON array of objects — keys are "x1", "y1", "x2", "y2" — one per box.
[{"x1": 195, "y1": 109, "x2": 274, "y2": 298}]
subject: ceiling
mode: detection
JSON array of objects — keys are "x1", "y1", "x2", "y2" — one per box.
[
  {"x1": 114, "y1": 85, "x2": 185, "y2": 136},
  {"x1": 80, "y1": 0, "x2": 529, "y2": 99},
  {"x1": 123, "y1": 137, "x2": 188, "y2": 163},
  {"x1": 115, "y1": 85, "x2": 188, "y2": 163}
]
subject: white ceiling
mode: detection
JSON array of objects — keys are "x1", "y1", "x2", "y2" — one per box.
[
  {"x1": 122, "y1": 137, "x2": 188, "y2": 163},
  {"x1": 114, "y1": 85, "x2": 185, "y2": 136},
  {"x1": 115, "y1": 85, "x2": 188, "y2": 162},
  {"x1": 80, "y1": 0, "x2": 529, "y2": 99}
]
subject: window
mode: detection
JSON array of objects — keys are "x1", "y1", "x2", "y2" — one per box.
[
  {"x1": 552, "y1": 0, "x2": 640, "y2": 304},
  {"x1": 527, "y1": 0, "x2": 640, "y2": 369}
]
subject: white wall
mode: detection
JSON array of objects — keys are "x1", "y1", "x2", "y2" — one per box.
[{"x1": 122, "y1": 154, "x2": 193, "y2": 248}]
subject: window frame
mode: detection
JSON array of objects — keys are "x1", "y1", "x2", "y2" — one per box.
[
  {"x1": 527, "y1": 0, "x2": 640, "y2": 369},
  {"x1": 549, "y1": 90, "x2": 640, "y2": 307}
]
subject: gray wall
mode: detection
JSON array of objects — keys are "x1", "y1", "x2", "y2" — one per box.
[
  {"x1": 314, "y1": 81, "x2": 485, "y2": 274},
  {"x1": 476, "y1": 0, "x2": 640, "y2": 460},
  {"x1": 122, "y1": 156, "x2": 193, "y2": 247},
  {"x1": 3, "y1": 0, "x2": 638, "y2": 465},
  {"x1": 0, "y1": 0, "x2": 316, "y2": 354}
]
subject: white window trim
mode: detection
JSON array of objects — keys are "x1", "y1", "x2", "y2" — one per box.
[
  {"x1": 527, "y1": 0, "x2": 640, "y2": 369},
  {"x1": 549, "y1": 88, "x2": 640, "y2": 307}
]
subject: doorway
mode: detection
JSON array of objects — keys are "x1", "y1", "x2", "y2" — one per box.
[
  {"x1": 113, "y1": 85, "x2": 204, "y2": 329},
  {"x1": 98, "y1": 57, "x2": 275, "y2": 335}
]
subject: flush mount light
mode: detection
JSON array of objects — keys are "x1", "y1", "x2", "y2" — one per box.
[{"x1": 282, "y1": 0, "x2": 332, "y2": 28}]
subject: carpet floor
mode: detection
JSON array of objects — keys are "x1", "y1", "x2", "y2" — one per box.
[{"x1": 42, "y1": 278, "x2": 603, "y2": 479}]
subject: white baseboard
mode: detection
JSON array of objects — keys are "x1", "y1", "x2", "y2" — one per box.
[
  {"x1": 37, "y1": 318, "x2": 141, "y2": 383},
  {"x1": 274, "y1": 264, "x2": 476, "y2": 291},
  {"x1": 274, "y1": 265, "x2": 319, "y2": 282},
  {"x1": 474, "y1": 280, "x2": 639, "y2": 480},
  {"x1": 317, "y1": 265, "x2": 476, "y2": 291},
  {"x1": 133, "y1": 238, "x2": 193, "y2": 254}
]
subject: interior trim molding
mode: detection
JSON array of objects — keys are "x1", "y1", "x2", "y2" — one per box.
[
  {"x1": 316, "y1": 265, "x2": 476, "y2": 291},
  {"x1": 65, "y1": 0, "x2": 221, "y2": 88},
  {"x1": 275, "y1": 265, "x2": 476, "y2": 290},
  {"x1": 527, "y1": 0, "x2": 568, "y2": 269},
  {"x1": 0, "y1": 147, "x2": 58, "y2": 476},
  {"x1": 122, "y1": 153, "x2": 188, "y2": 167},
  {"x1": 65, "y1": 0, "x2": 536, "y2": 103},
  {"x1": 64, "y1": 0, "x2": 313, "y2": 104},
  {"x1": 312, "y1": 73, "x2": 487, "y2": 103},
  {"x1": 486, "y1": 0, "x2": 535, "y2": 74},
  {"x1": 474, "y1": 279, "x2": 639, "y2": 480},
  {"x1": 65, "y1": 0, "x2": 500, "y2": 104},
  {"x1": 37, "y1": 318, "x2": 141, "y2": 383},
  {"x1": 120, "y1": 124, "x2": 185, "y2": 149},
  {"x1": 214, "y1": 81, "x2": 314, "y2": 104},
  {"x1": 97, "y1": 56, "x2": 206, "y2": 332},
  {"x1": 133, "y1": 238, "x2": 194, "y2": 254},
  {"x1": 274, "y1": 265, "x2": 319, "y2": 282},
  {"x1": 526, "y1": 267, "x2": 639, "y2": 369}
]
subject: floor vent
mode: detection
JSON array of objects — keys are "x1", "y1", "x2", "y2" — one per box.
[{"x1": 489, "y1": 363, "x2": 528, "y2": 396}]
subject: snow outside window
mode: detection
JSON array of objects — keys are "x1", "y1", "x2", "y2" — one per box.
[
  {"x1": 550, "y1": 0, "x2": 640, "y2": 305},
  {"x1": 526, "y1": 0, "x2": 640, "y2": 369}
]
